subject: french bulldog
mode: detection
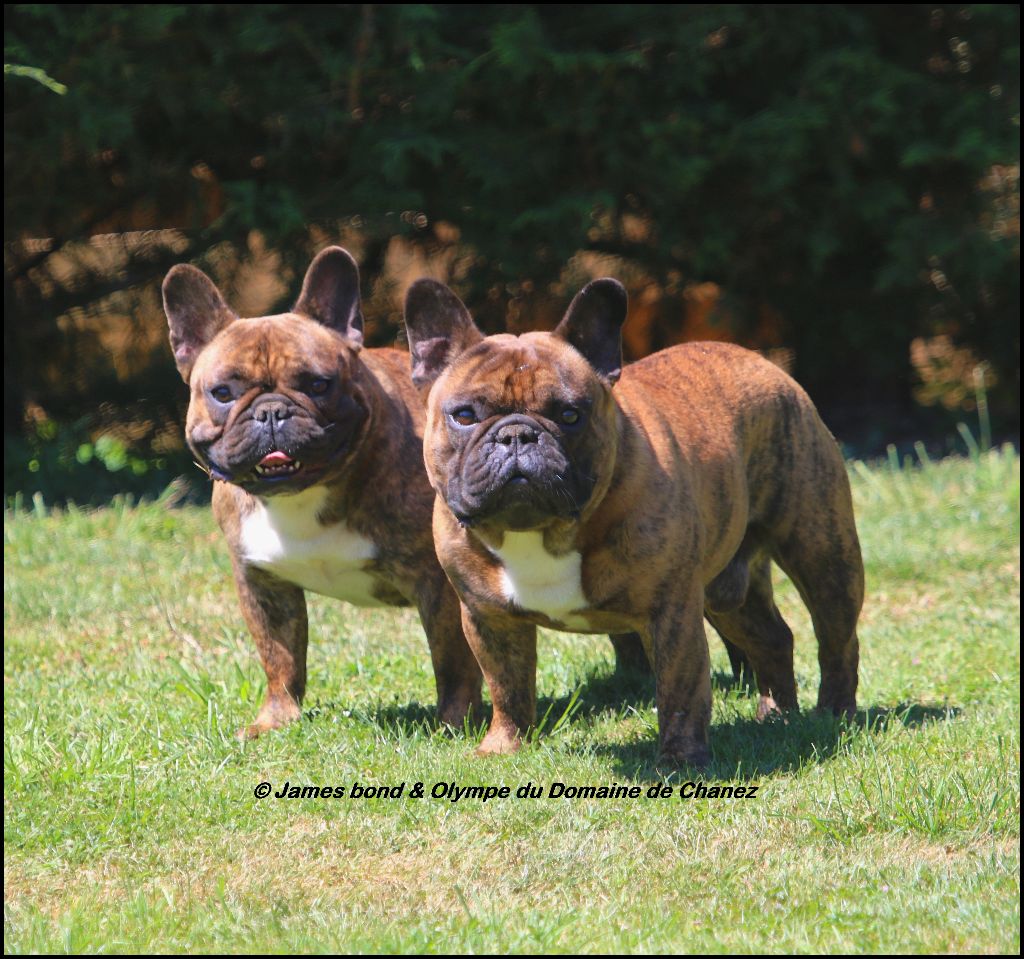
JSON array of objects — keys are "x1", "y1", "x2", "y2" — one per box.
[
  {"x1": 404, "y1": 277, "x2": 864, "y2": 766},
  {"x1": 162, "y1": 247, "x2": 485, "y2": 738}
]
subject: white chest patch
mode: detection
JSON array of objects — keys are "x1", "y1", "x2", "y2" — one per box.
[
  {"x1": 491, "y1": 531, "x2": 590, "y2": 629},
  {"x1": 238, "y1": 486, "x2": 387, "y2": 606}
]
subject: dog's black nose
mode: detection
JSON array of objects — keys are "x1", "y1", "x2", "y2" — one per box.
[
  {"x1": 494, "y1": 419, "x2": 539, "y2": 447},
  {"x1": 253, "y1": 397, "x2": 294, "y2": 424}
]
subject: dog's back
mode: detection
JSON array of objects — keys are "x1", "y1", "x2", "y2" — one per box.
[{"x1": 618, "y1": 340, "x2": 863, "y2": 719}]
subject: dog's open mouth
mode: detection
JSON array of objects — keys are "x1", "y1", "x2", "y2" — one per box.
[{"x1": 254, "y1": 451, "x2": 303, "y2": 478}]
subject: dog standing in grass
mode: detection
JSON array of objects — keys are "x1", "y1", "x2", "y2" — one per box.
[
  {"x1": 162, "y1": 248, "x2": 487, "y2": 738},
  {"x1": 404, "y1": 277, "x2": 864, "y2": 766}
]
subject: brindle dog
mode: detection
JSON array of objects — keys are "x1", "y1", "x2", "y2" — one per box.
[
  {"x1": 405, "y1": 277, "x2": 864, "y2": 766},
  {"x1": 163, "y1": 248, "x2": 485, "y2": 738}
]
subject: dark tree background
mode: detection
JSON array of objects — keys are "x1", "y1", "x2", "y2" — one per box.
[{"x1": 4, "y1": 4, "x2": 1019, "y2": 501}]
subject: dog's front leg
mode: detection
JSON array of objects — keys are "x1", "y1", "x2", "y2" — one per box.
[
  {"x1": 647, "y1": 584, "x2": 713, "y2": 768},
  {"x1": 460, "y1": 605, "x2": 537, "y2": 755},
  {"x1": 232, "y1": 562, "x2": 308, "y2": 740}
]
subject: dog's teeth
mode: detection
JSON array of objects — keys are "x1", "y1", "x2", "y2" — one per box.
[{"x1": 255, "y1": 459, "x2": 301, "y2": 477}]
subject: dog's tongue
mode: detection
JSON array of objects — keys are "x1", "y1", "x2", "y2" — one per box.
[{"x1": 259, "y1": 451, "x2": 294, "y2": 467}]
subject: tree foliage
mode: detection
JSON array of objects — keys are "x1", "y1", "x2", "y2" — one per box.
[{"x1": 5, "y1": 4, "x2": 1020, "y2": 446}]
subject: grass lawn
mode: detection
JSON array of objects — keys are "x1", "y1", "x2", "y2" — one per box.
[{"x1": 4, "y1": 448, "x2": 1020, "y2": 953}]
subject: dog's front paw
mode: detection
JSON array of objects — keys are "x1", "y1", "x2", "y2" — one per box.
[
  {"x1": 658, "y1": 747, "x2": 711, "y2": 770},
  {"x1": 237, "y1": 696, "x2": 302, "y2": 740},
  {"x1": 658, "y1": 731, "x2": 711, "y2": 770},
  {"x1": 475, "y1": 724, "x2": 524, "y2": 756}
]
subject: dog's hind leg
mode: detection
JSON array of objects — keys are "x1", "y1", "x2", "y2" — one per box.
[
  {"x1": 771, "y1": 485, "x2": 863, "y2": 718},
  {"x1": 608, "y1": 632, "x2": 653, "y2": 676},
  {"x1": 705, "y1": 553, "x2": 797, "y2": 720},
  {"x1": 704, "y1": 531, "x2": 758, "y2": 686},
  {"x1": 416, "y1": 579, "x2": 483, "y2": 729},
  {"x1": 719, "y1": 637, "x2": 754, "y2": 686}
]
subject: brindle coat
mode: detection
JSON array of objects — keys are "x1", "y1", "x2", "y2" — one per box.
[
  {"x1": 164, "y1": 248, "x2": 484, "y2": 738},
  {"x1": 405, "y1": 278, "x2": 863, "y2": 766}
]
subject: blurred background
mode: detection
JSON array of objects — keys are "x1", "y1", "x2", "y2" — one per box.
[{"x1": 4, "y1": 4, "x2": 1019, "y2": 506}]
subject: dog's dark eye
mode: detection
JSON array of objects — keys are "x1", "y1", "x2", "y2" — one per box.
[
  {"x1": 451, "y1": 407, "x2": 477, "y2": 426},
  {"x1": 309, "y1": 377, "x2": 331, "y2": 396},
  {"x1": 561, "y1": 407, "x2": 581, "y2": 426},
  {"x1": 210, "y1": 385, "x2": 233, "y2": 403}
]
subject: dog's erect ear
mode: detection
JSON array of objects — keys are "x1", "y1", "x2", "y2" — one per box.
[
  {"x1": 552, "y1": 278, "x2": 627, "y2": 385},
  {"x1": 163, "y1": 265, "x2": 238, "y2": 383},
  {"x1": 404, "y1": 279, "x2": 484, "y2": 392},
  {"x1": 293, "y1": 246, "x2": 364, "y2": 348}
]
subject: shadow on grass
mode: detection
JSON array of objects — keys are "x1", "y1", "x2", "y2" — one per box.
[
  {"x1": 595, "y1": 702, "x2": 961, "y2": 783},
  {"x1": 528, "y1": 669, "x2": 958, "y2": 781},
  {"x1": 304, "y1": 699, "x2": 448, "y2": 736},
  {"x1": 318, "y1": 663, "x2": 958, "y2": 782},
  {"x1": 315, "y1": 641, "x2": 747, "y2": 740},
  {"x1": 337, "y1": 661, "x2": 658, "y2": 740}
]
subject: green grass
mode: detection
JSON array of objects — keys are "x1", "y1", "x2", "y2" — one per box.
[{"x1": 4, "y1": 449, "x2": 1020, "y2": 953}]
